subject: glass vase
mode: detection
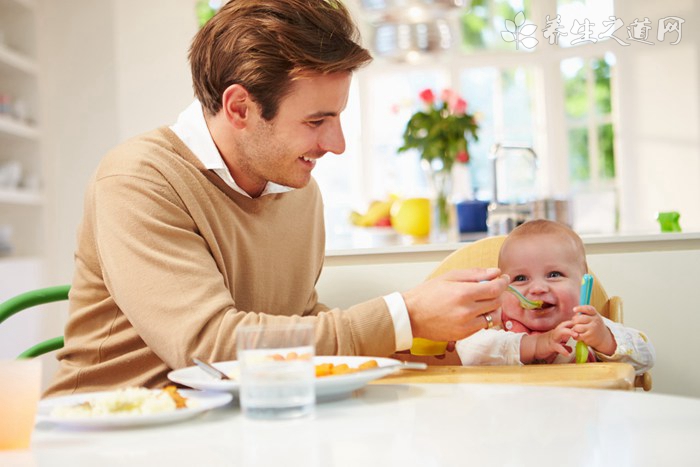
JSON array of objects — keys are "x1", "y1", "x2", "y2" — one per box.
[{"x1": 421, "y1": 159, "x2": 456, "y2": 242}]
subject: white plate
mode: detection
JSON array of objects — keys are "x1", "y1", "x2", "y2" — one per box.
[
  {"x1": 167, "y1": 356, "x2": 401, "y2": 401},
  {"x1": 37, "y1": 389, "x2": 232, "y2": 429}
]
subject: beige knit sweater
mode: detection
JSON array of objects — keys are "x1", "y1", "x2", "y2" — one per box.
[{"x1": 44, "y1": 128, "x2": 395, "y2": 397}]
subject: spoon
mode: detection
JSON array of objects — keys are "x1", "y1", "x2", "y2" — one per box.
[
  {"x1": 575, "y1": 274, "x2": 594, "y2": 364},
  {"x1": 507, "y1": 285, "x2": 543, "y2": 310},
  {"x1": 192, "y1": 357, "x2": 231, "y2": 380}
]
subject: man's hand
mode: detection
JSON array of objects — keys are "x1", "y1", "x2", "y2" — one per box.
[
  {"x1": 402, "y1": 268, "x2": 508, "y2": 342},
  {"x1": 571, "y1": 305, "x2": 617, "y2": 356}
]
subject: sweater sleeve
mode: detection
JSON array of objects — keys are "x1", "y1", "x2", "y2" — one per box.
[
  {"x1": 593, "y1": 317, "x2": 656, "y2": 374},
  {"x1": 455, "y1": 329, "x2": 525, "y2": 366}
]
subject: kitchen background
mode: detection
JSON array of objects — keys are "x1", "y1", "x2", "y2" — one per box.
[{"x1": 1, "y1": 0, "x2": 698, "y2": 392}]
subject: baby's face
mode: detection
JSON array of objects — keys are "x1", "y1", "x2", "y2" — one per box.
[{"x1": 499, "y1": 233, "x2": 585, "y2": 332}]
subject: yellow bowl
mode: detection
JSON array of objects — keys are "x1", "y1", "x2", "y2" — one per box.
[{"x1": 410, "y1": 337, "x2": 448, "y2": 356}]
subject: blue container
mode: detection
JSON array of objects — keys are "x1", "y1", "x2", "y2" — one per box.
[{"x1": 456, "y1": 200, "x2": 489, "y2": 233}]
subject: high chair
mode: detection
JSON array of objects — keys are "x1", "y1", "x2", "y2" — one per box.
[{"x1": 426, "y1": 235, "x2": 652, "y2": 391}]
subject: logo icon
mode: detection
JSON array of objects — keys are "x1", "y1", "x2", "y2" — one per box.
[{"x1": 501, "y1": 12, "x2": 539, "y2": 50}]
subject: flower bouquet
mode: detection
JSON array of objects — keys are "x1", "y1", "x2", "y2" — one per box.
[{"x1": 398, "y1": 88, "x2": 479, "y2": 234}]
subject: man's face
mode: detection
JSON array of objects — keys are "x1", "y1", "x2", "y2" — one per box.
[
  {"x1": 499, "y1": 233, "x2": 585, "y2": 332},
  {"x1": 235, "y1": 72, "x2": 351, "y2": 194}
]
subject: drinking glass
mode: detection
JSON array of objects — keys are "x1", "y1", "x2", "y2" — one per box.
[
  {"x1": 0, "y1": 359, "x2": 42, "y2": 450},
  {"x1": 236, "y1": 323, "x2": 315, "y2": 420}
]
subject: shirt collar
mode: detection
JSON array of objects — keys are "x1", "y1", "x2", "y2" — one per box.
[{"x1": 169, "y1": 100, "x2": 293, "y2": 198}]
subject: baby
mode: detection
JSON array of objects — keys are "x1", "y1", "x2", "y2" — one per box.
[{"x1": 456, "y1": 219, "x2": 655, "y2": 374}]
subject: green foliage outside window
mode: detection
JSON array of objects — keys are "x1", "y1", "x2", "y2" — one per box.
[
  {"x1": 568, "y1": 127, "x2": 589, "y2": 181},
  {"x1": 593, "y1": 58, "x2": 612, "y2": 115},
  {"x1": 563, "y1": 56, "x2": 615, "y2": 183},
  {"x1": 598, "y1": 123, "x2": 615, "y2": 179},
  {"x1": 459, "y1": 0, "x2": 533, "y2": 52},
  {"x1": 196, "y1": 0, "x2": 219, "y2": 28}
]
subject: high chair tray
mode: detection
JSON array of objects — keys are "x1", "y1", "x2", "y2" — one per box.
[{"x1": 371, "y1": 362, "x2": 635, "y2": 391}]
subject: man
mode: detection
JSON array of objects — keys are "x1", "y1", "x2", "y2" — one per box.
[{"x1": 45, "y1": 0, "x2": 507, "y2": 396}]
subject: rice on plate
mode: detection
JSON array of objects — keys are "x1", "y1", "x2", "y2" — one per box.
[{"x1": 50, "y1": 386, "x2": 189, "y2": 418}]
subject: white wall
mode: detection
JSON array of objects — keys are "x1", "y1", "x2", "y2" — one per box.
[
  {"x1": 41, "y1": 0, "x2": 198, "y2": 287},
  {"x1": 615, "y1": 0, "x2": 700, "y2": 232}
]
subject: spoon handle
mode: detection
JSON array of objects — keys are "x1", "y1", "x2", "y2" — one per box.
[
  {"x1": 193, "y1": 357, "x2": 231, "y2": 380},
  {"x1": 575, "y1": 274, "x2": 594, "y2": 364}
]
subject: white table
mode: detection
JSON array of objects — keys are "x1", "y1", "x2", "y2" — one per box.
[{"x1": 5, "y1": 383, "x2": 700, "y2": 467}]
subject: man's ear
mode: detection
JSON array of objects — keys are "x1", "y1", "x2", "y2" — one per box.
[{"x1": 221, "y1": 84, "x2": 250, "y2": 129}]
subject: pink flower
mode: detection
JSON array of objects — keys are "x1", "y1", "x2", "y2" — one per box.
[
  {"x1": 456, "y1": 149, "x2": 470, "y2": 164},
  {"x1": 419, "y1": 89, "x2": 435, "y2": 106},
  {"x1": 440, "y1": 88, "x2": 456, "y2": 103},
  {"x1": 452, "y1": 98, "x2": 467, "y2": 114}
]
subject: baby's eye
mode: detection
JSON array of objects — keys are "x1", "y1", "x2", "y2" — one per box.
[
  {"x1": 547, "y1": 271, "x2": 564, "y2": 278},
  {"x1": 512, "y1": 274, "x2": 528, "y2": 282}
]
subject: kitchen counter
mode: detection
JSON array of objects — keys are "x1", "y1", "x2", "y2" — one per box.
[{"x1": 326, "y1": 229, "x2": 700, "y2": 259}]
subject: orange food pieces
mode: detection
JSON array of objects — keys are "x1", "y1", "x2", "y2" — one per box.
[
  {"x1": 358, "y1": 359, "x2": 379, "y2": 370},
  {"x1": 269, "y1": 352, "x2": 313, "y2": 362},
  {"x1": 162, "y1": 385, "x2": 188, "y2": 409},
  {"x1": 314, "y1": 359, "x2": 379, "y2": 378},
  {"x1": 315, "y1": 363, "x2": 334, "y2": 377},
  {"x1": 264, "y1": 354, "x2": 380, "y2": 377}
]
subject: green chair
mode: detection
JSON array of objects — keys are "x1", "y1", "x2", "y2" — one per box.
[{"x1": 0, "y1": 285, "x2": 70, "y2": 359}]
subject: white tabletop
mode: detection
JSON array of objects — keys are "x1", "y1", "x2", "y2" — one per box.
[{"x1": 5, "y1": 383, "x2": 700, "y2": 467}]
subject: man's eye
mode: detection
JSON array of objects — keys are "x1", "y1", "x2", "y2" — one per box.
[
  {"x1": 513, "y1": 275, "x2": 527, "y2": 282},
  {"x1": 307, "y1": 120, "x2": 324, "y2": 127}
]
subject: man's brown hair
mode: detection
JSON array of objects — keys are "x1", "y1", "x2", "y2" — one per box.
[
  {"x1": 499, "y1": 219, "x2": 589, "y2": 274},
  {"x1": 189, "y1": 0, "x2": 373, "y2": 120}
]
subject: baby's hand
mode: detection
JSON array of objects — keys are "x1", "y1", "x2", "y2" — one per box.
[
  {"x1": 571, "y1": 305, "x2": 616, "y2": 356},
  {"x1": 528, "y1": 321, "x2": 576, "y2": 362}
]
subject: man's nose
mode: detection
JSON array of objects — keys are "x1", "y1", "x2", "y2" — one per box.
[{"x1": 319, "y1": 119, "x2": 345, "y2": 155}]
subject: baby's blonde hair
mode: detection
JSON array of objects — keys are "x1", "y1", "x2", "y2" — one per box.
[{"x1": 498, "y1": 219, "x2": 588, "y2": 274}]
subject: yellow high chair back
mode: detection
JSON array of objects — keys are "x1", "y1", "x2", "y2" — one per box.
[{"x1": 427, "y1": 235, "x2": 651, "y2": 391}]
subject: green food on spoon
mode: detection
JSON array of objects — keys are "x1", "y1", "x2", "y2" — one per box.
[{"x1": 507, "y1": 285, "x2": 543, "y2": 310}]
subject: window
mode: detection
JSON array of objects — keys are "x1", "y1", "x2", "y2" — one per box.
[
  {"x1": 315, "y1": 0, "x2": 622, "y2": 243},
  {"x1": 562, "y1": 54, "x2": 616, "y2": 184},
  {"x1": 459, "y1": 66, "x2": 538, "y2": 201}
]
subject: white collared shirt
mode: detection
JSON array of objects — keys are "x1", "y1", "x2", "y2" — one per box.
[
  {"x1": 170, "y1": 100, "x2": 292, "y2": 197},
  {"x1": 169, "y1": 100, "x2": 412, "y2": 351}
]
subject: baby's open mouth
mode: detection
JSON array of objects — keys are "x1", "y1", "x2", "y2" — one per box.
[{"x1": 531, "y1": 301, "x2": 555, "y2": 312}]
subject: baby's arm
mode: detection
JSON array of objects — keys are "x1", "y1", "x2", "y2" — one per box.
[
  {"x1": 592, "y1": 317, "x2": 656, "y2": 374},
  {"x1": 519, "y1": 321, "x2": 576, "y2": 364},
  {"x1": 455, "y1": 329, "x2": 524, "y2": 366}
]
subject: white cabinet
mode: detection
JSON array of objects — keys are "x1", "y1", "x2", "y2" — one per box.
[{"x1": 0, "y1": 0, "x2": 43, "y2": 261}]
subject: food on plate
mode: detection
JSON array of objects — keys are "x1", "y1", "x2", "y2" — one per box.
[
  {"x1": 49, "y1": 386, "x2": 189, "y2": 418},
  {"x1": 224, "y1": 354, "x2": 382, "y2": 380},
  {"x1": 268, "y1": 351, "x2": 312, "y2": 361},
  {"x1": 315, "y1": 359, "x2": 379, "y2": 377},
  {"x1": 162, "y1": 385, "x2": 188, "y2": 409},
  {"x1": 266, "y1": 352, "x2": 380, "y2": 377}
]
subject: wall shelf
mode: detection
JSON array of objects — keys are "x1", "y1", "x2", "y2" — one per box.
[
  {"x1": 0, "y1": 188, "x2": 43, "y2": 205},
  {"x1": 0, "y1": 44, "x2": 38, "y2": 75},
  {"x1": 0, "y1": 0, "x2": 43, "y2": 271},
  {"x1": 0, "y1": 115, "x2": 39, "y2": 139}
]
